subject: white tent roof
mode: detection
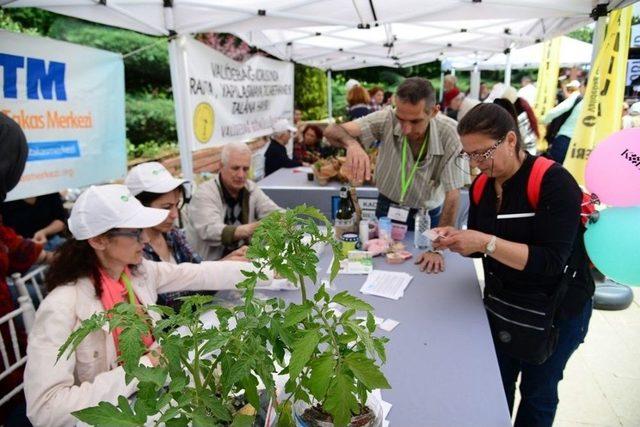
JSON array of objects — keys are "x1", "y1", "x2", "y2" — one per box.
[
  {"x1": 444, "y1": 35, "x2": 594, "y2": 71},
  {"x1": 2, "y1": 0, "x2": 636, "y2": 70}
]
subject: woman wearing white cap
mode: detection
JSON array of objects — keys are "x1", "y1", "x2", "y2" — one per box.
[
  {"x1": 125, "y1": 162, "x2": 247, "y2": 309},
  {"x1": 23, "y1": 184, "x2": 273, "y2": 427}
]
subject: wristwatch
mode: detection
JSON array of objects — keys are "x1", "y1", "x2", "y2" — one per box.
[
  {"x1": 485, "y1": 235, "x2": 497, "y2": 255},
  {"x1": 429, "y1": 249, "x2": 444, "y2": 255}
]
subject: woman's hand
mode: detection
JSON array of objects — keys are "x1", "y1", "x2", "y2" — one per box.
[
  {"x1": 32, "y1": 230, "x2": 48, "y2": 245},
  {"x1": 434, "y1": 229, "x2": 491, "y2": 256},
  {"x1": 223, "y1": 245, "x2": 249, "y2": 262}
]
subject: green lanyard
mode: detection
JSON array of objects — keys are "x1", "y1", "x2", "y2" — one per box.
[
  {"x1": 400, "y1": 132, "x2": 429, "y2": 204},
  {"x1": 120, "y1": 272, "x2": 137, "y2": 305}
]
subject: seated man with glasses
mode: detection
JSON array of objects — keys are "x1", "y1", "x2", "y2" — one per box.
[
  {"x1": 325, "y1": 77, "x2": 469, "y2": 274},
  {"x1": 125, "y1": 162, "x2": 247, "y2": 308},
  {"x1": 185, "y1": 142, "x2": 282, "y2": 261}
]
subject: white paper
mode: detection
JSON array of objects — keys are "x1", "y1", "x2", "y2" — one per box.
[
  {"x1": 380, "y1": 318, "x2": 400, "y2": 332},
  {"x1": 423, "y1": 229, "x2": 443, "y2": 241},
  {"x1": 262, "y1": 278, "x2": 298, "y2": 291},
  {"x1": 360, "y1": 270, "x2": 413, "y2": 300}
]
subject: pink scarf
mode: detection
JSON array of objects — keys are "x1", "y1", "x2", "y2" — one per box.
[{"x1": 99, "y1": 267, "x2": 154, "y2": 356}]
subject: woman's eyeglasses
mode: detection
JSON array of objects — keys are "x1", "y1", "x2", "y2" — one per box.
[
  {"x1": 108, "y1": 228, "x2": 144, "y2": 242},
  {"x1": 457, "y1": 137, "x2": 506, "y2": 163}
]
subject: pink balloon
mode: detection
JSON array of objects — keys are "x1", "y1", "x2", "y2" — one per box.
[{"x1": 585, "y1": 128, "x2": 640, "y2": 207}]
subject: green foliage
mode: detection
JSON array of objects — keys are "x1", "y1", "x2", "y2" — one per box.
[
  {"x1": 244, "y1": 206, "x2": 390, "y2": 426},
  {"x1": 567, "y1": 26, "x2": 594, "y2": 44},
  {"x1": 294, "y1": 64, "x2": 328, "y2": 120},
  {"x1": 125, "y1": 93, "x2": 177, "y2": 149},
  {"x1": 1, "y1": 8, "x2": 56, "y2": 35},
  {"x1": 59, "y1": 205, "x2": 390, "y2": 427},
  {"x1": 59, "y1": 294, "x2": 280, "y2": 426},
  {"x1": 47, "y1": 17, "x2": 171, "y2": 92}
]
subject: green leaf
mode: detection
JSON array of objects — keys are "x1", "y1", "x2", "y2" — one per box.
[
  {"x1": 201, "y1": 394, "x2": 232, "y2": 422},
  {"x1": 344, "y1": 320, "x2": 377, "y2": 360},
  {"x1": 366, "y1": 312, "x2": 376, "y2": 333},
  {"x1": 288, "y1": 329, "x2": 320, "y2": 380},
  {"x1": 308, "y1": 354, "x2": 336, "y2": 400},
  {"x1": 165, "y1": 417, "x2": 189, "y2": 427},
  {"x1": 190, "y1": 409, "x2": 217, "y2": 427},
  {"x1": 343, "y1": 353, "x2": 391, "y2": 390},
  {"x1": 323, "y1": 370, "x2": 360, "y2": 427},
  {"x1": 130, "y1": 365, "x2": 167, "y2": 388},
  {"x1": 277, "y1": 401, "x2": 295, "y2": 427},
  {"x1": 241, "y1": 374, "x2": 260, "y2": 410},
  {"x1": 332, "y1": 291, "x2": 373, "y2": 312},
  {"x1": 72, "y1": 401, "x2": 141, "y2": 426},
  {"x1": 230, "y1": 414, "x2": 255, "y2": 427},
  {"x1": 283, "y1": 302, "x2": 312, "y2": 327},
  {"x1": 157, "y1": 406, "x2": 181, "y2": 423},
  {"x1": 373, "y1": 337, "x2": 388, "y2": 364}
]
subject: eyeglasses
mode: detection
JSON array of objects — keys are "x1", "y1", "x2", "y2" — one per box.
[
  {"x1": 108, "y1": 228, "x2": 144, "y2": 242},
  {"x1": 457, "y1": 137, "x2": 506, "y2": 163}
]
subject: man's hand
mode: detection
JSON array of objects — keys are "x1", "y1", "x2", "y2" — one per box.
[
  {"x1": 415, "y1": 251, "x2": 445, "y2": 274},
  {"x1": 33, "y1": 230, "x2": 48, "y2": 245},
  {"x1": 234, "y1": 222, "x2": 260, "y2": 241},
  {"x1": 223, "y1": 245, "x2": 249, "y2": 262},
  {"x1": 345, "y1": 140, "x2": 371, "y2": 184}
]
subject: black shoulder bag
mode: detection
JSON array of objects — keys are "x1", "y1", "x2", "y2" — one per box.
[{"x1": 483, "y1": 246, "x2": 581, "y2": 365}]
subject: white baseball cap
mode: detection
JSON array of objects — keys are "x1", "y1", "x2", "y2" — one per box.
[
  {"x1": 125, "y1": 162, "x2": 186, "y2": 196},
  {"x1": 345, "y1": 78, "x2": 360, "y2": 91},
  {"x1": 68, "y1": 184, "x2": 169, "y2": 240},
  {"x1": 272, "y1": 119, "x2": 296, "y2": 134}
]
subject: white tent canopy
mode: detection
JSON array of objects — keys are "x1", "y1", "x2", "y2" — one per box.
[
  {"x1": 2, "y1": 0, "x2": 635, "y2": 70},
  {"x1": 444, "y1": 36, "x2": 594, "y2": 71}
]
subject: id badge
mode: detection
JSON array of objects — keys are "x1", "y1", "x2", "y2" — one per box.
[{"x1": 387, "y1": 204, "x2": 410, "y2": 223}]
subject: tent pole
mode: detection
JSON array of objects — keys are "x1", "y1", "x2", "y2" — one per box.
[
  {"x1": 168, "y1": 36, "x2": 194, "y2": 183},
  {"x1": 591, "y1": 13, "x2": 607, "y2": 68},
  {"x1": 470, "y1": 65, "x2": 481, "y2": 100},
  {"x1": 327, "y1": 69, "x2": 333, "y2": 120},
  {"x1": 504, "y1": 49, "x2": 512, "y2": 86}
]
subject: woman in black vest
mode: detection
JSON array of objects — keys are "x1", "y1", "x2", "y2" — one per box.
[{"x1": 433, "y1": 102, "x2": 594, "y2": 427}]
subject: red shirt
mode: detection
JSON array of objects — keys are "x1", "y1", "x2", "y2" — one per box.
[{"x1": 0, "y1": 220, "x2": 42, "y2": 420}]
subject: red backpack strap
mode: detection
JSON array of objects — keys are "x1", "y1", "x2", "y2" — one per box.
[
  {"x1": 527, "y1": 156, "x2": 555, "y2": 210},
  {"x1": 471, "y1": 173, "x2": 489, "y2": 205}
]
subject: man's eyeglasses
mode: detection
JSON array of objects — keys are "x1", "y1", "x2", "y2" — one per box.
[
  {"x1": 457, "y1": 137, "x2": 505, "y2": 163},
  {"x1": 108, "y1": 228, "x2": 144, "y2": 242}
]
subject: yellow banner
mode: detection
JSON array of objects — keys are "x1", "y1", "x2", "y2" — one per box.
[
  {"x1": 563, "y1": 6, "x2": 633, "y2": 186},
  {"x1": 534, "y1": 37, "x2": 561, "y2": 152}
]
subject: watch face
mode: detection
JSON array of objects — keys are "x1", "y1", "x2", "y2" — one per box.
[{"x1": 193, "y1": 102, "x2": 215, "y2": 143}]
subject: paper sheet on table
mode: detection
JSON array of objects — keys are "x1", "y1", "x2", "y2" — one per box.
[
  {"x1": 360, "y1": 270, "x2": 413, "y2": 300},
  {"x1": 262, "y1": 278, "x2": 298, "y2": 291},
  {"x1": 380, "y1": 318, "x2": 400, "y2": 331},
  {"x1": 293, "y1": 166, "x2": 314, "y2": 174}
]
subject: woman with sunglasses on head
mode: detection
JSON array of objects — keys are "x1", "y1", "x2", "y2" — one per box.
[
  {"x1": 24, "y1": 184, "x2": 274, "y2": 427},
  {"x1": 125, "y1": 162, "x2": 248, "y2": 309},
  {"x1": 433, "y1": 102, "x2": 594, "y2": 427}
]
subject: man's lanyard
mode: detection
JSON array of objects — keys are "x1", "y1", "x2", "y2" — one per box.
[
  {"x1": 400, "y1": 132, "x2": 429, "y2": 204},
  {"x1": 120, "y1": 272, "x2": 137, "y2": 305}
]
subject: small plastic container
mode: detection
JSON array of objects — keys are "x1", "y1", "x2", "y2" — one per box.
[
  {"x1": 359, "y1": 220, "x2": 370, "y2": 246},
  {"x1": 377, "y1": 217, "x2": 392, "y2": 241},
  {"x1": 341, "y1": 233, "x2": 360, "y2": 256}
]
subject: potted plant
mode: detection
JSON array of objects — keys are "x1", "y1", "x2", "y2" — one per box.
[
  {"x1": 59, "y1": 292, "x2": 283, "y2": 426},
  {"x1": 58, "y1": 206, "x2": 390, "y2": 427},
  {"x1": 241, "y1": 206, "x2": 390, "y2": 426}
]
